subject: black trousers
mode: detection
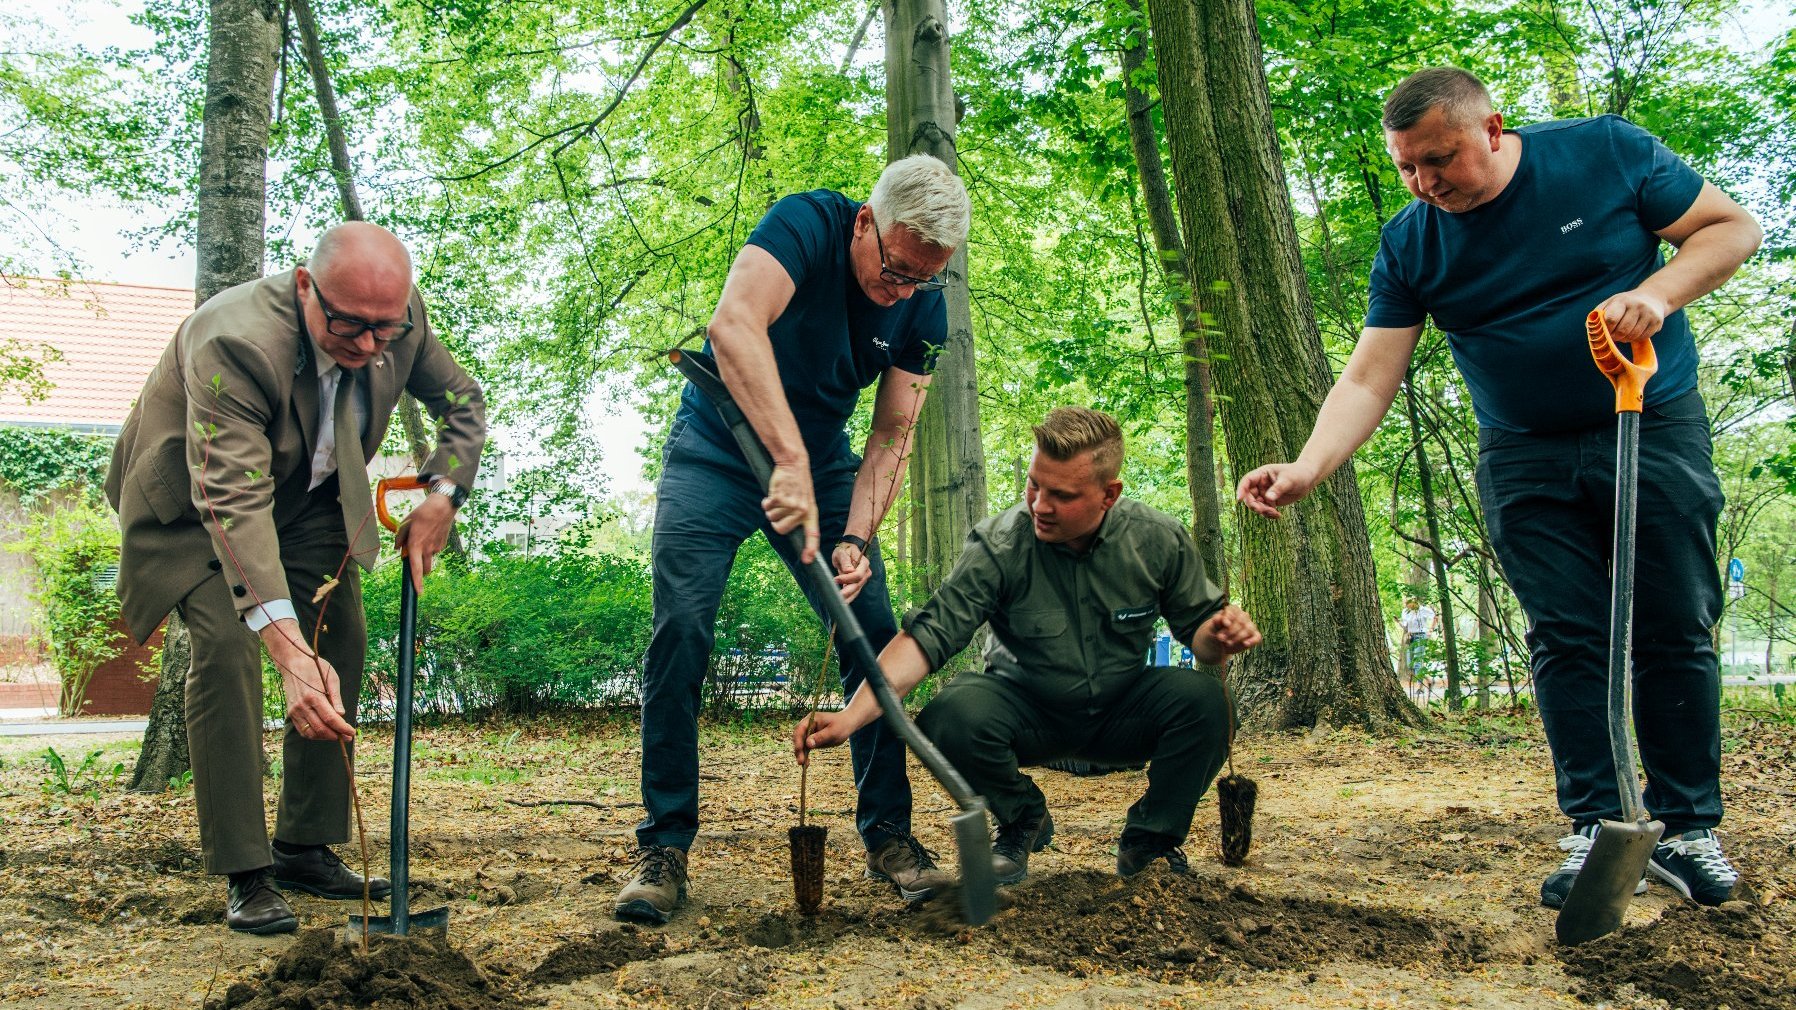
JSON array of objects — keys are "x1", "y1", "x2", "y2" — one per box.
[
  {"x1": 636, "y1": 424, "x2": 912, "y2": 852},
  {"x1": 1477, "y1": 390, "x2": 1724, "y2": 834},
  {"x1": 916, "y1": 666, "x2": 1230, "y2": 845}
]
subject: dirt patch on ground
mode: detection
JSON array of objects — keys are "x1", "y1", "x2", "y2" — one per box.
[
  {"x1": 528, "y1": 924, "x2": 671, "y2": 985},
  {"x1": 205, "y1": 928, "x2": 522, "y2": 1010},
  {"x1": 1559, "y1": 900, "x2": 1796, "y2": 1010},
  {"x1": 987, "y1": 870, "x2": 1491, "y2": 982},
  {"x1": 7, "y1": 715, "x2": 1796, "y2": 1009}
]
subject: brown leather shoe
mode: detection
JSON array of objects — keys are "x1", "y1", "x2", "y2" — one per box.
[
  {"x1": 272, "y1": 843, "x2": 392, "y2": 900},
  {"x1": 614, "y1": 846, "x2": 688, "y2": 925},
  {"x1": 865, "y1": 833, "x2": 956, "y2": 903},
  {"x1": 226, "y1": 869, "x2": 298, "y2": 934}
]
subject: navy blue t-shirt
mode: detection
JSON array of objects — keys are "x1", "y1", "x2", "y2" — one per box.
[
  {"x1": 1365, "y1": 116, "x2": 1705, "y2": 432},
  {"x1": 676, "y1": 190, "x2": 947, "y2": 461}
]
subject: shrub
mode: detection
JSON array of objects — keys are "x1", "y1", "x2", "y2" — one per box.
[
  {"x1": 9, "y1": 496, "x2": 124, "y2": 716},
  {"x1": 363, "y1": 549, "x2": 656, "y2": 716}
]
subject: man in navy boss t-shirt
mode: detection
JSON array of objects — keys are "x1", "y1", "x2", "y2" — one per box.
[
  {"x1": 1238, "y1": 68, "x2": 1761, "y2": 909},
  {"x1": 616, "y1": 156, "x2": 972, "y2": 925}
]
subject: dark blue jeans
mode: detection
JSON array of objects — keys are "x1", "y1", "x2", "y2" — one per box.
[
  {"x1": 1477, "y1": 390, "x2": 1724, "y2": 835},
  {"x1": 636, "y1": 422, "x2": 912, "y2": 852}
]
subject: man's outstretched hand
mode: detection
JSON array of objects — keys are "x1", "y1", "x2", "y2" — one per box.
[{"x1": 1235, "y1": 460, "x2": 1322, "y2": 520}]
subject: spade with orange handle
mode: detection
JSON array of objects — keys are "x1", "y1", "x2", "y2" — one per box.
[{"x1": 1555, "y1": 310, "x2": 1665, "y2": 946}]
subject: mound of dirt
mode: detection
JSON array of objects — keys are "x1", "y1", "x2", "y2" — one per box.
[
  {"x1": 528, "y1": 925, "x2": 670, "y2": 986},
  {"x1": 205, "y1": 929, "x2": 520, "y2": 1010},
  {"x1": 986, "y1": 871, "x2": 1490, "y2": 982},
  {"x1": 1559, "y1": 900, "x2": 1795, "y2": 1010}
]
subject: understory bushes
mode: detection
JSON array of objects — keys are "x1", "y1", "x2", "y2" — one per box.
[{"x1": 360, "y1": 536, "x2": 840, "y2": 718}]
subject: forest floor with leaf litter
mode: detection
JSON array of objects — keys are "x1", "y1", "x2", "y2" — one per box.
[{"x1": 2, "y1": 705, "x2": 1792, "y2": 1009}]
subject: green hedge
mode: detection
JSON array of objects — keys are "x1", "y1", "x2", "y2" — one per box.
[{"x1": 358, "y1": 537, "x2": 844, "y2": 717}]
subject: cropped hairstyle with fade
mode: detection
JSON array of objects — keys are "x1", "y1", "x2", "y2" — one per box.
[
  {"x1": 1032, "y1": 407, "x2": 1124, "y2": 485},
  {"x1": 1382, "y1": 67, "x2": 1493, "y2": 132},
  {"x1": 867, "y1": 154, "x2": 971, "y2": 251}
]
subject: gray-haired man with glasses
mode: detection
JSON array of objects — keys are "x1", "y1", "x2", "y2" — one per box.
[
  {"x1": 105, "y1": 221, "x2": 485, "y2": 933},
  {"x1": 619, "y1": 156, "x2": 970, "y2": 924}
]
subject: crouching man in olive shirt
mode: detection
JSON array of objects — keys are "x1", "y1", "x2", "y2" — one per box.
[{"x1": 793, "y1": 408, "x2": 1261, "y2": 886}]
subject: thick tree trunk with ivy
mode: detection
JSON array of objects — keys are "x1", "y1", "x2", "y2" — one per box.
[
  {"x1": 1120, "y1": 8, "x2": 1227, "y2": 591},
  {"x1": 886, "y1": 0, "x2": 985, "y2": 605},
  {"x1": 1142, "y1": 0, "x2": 1418, "y2": 729},
  {"x1": 133, "y1": 0, "x2": 281, "y2": 792}
]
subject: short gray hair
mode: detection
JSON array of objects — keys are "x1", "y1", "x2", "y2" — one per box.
[
  {"x1": 1382, "y1": 67, "x2": 1493, "y2": 132},
  {"x1": 867, "y1": 154, "x2": 970, "y2": 251}
]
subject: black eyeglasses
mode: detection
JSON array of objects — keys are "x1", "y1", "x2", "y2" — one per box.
[
  {"x1": 311, "y1": 281, "x2": 414, "y2": 342},
  {"x1": 870, "y1": 214, "x2": 948, "y2": 292}
]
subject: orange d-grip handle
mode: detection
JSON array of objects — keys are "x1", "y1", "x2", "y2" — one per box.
[
  {"x1": 375, "y1": 476, "x2": 430, "y2": 534},
  {"x1": 1586, "y1": 309, "x2": 1657, "y2": 414}
]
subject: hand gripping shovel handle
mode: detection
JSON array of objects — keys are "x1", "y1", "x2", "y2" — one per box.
[
  {"x1": 670, "y1": 349, "x2": 997, "y2": 925},
  {"x1": 1556, "y1": 311, "x2": 1663, "y2": 946},
  {"x1": 349, "y1": 476, "x2": 448, "y2": 938}
]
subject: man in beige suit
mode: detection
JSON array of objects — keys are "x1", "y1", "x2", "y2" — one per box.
[{"x1": 105, "y1": 222, "x2": 485, "y2": 933}]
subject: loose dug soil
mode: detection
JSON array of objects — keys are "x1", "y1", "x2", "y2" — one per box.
[
  {"x1": 1559, "y1": 899, "x2": 1796, "y2": 1010},
  {"x1": 204, "y1": 929, "x2": 522, "y2": 1010},
  {"x1": 8, "y1": 712, "x2": 1796, "y2": 1009},
  {"x1": 986, "y1": 870, "x2": 1491, "y2": 982},
  {"x1": 528, "y1": 924, "x2": 670, "y2": 985}
]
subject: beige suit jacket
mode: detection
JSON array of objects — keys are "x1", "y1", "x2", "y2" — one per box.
[{"x1": 104, "y1": 267, "x2": 486, "y2": 643}]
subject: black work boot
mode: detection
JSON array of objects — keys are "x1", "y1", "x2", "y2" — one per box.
[
  {"x1": 226, "y1": 868, "x2": 299, "y2": 934},
  {"x1": 272, "y1": 841, "x2": 392, "y2": 900},
  {"x1": 992, "y1": 810, "x2": 1055, "y2": 885},
  {"x1": 1117, "y1": 833, "x2": 1190, "y2": 878},
  {"x1": 614, "y1": 846, "x2": 688, "y2": 925},
  {"x1": 865, "y1": 831, "x2": 956, "y2": 903}
]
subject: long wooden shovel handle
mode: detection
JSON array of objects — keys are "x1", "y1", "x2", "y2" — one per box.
[{"x1": 1586, "y1": 310, "x2": 1658, "y2": 414}]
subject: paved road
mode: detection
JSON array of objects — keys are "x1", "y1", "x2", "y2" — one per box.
[{"x1": 0, "y1": 718, "x2": 149, "y2": 737}]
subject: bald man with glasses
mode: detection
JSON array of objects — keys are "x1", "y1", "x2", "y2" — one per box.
[{"x1": 105, "y1": 221, "x2": 485, "y2": 933}]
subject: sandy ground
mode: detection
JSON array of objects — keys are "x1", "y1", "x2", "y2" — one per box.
[{"x1": 1, "y1": 706, "x2": 1791, "y2": 1009}]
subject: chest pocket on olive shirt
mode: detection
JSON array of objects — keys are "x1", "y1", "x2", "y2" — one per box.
[{"x1": 1009, "y1": 609, "x2": 1067, "y2": 640}]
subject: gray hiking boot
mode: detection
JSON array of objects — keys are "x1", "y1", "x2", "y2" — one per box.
[
  {"x1": 866, "y1": 832, "x2": 956, "y2": 903},
  {"x1": 992, "y1": 809, "x2": 1055, "y2": 885},
  {"x1": 614, "y1": 845, "x2": 688, "y2": 924}
]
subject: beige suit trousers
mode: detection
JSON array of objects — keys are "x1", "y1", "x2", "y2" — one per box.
[{"x1": 179, "y1": 475, "x2": 367, "y2": 875}]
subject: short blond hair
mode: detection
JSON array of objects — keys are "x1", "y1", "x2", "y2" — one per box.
[{"x1": 1032, "y1": 407, "x2": 1124, "y2": 484}]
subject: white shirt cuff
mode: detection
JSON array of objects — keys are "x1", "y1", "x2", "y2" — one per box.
[{"x1": 243, "y1": 598, "x2": 298, "y2": 634}]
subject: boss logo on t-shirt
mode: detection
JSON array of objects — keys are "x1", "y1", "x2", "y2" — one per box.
[{"x1": 1559, "y1": 217, "x2": 1584, "y2": 234}]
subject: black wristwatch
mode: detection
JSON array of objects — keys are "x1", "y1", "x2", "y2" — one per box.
[
  {"x1": 421, "y1": 473, "x2": 469, "y2": 509},
  {"x1": 836, "y1": 533, "x2": 870, "y2": 554}
]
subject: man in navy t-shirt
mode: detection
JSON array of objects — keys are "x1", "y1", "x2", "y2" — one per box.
[
  {"x1": 616, "y1": 155, "x2": 972, "y2": 924},
  {"x1": 1237, "y1": 68, "x2": 1760, "y2": 909}
]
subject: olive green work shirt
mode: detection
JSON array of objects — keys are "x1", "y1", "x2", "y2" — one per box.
[{"x1": 902, "y1": 498, "x2": 1226, "y2": 711}]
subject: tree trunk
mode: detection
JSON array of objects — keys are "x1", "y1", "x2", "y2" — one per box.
[
  {"x1": 134, "y1": 0, "x2": 282, "y2": 791},
  {"x1": 295, "y1": 0, "x2": 463, "y2": 557},
  {"x1": 1142, "y1": 0, "x2": 1418, "y2": 729},
  {"x1": 1476, "y1": 558, "x2": 1496, "y2": 710},
  {"x1": 291, "y1": 0, "x2": 361, "y2": 221},
  {"x1": 886, "y1": 0, "x2": 986, "y2": 609},
  {"x1": 1402, "y1": 377, "x2": 1462, "y2": 708},
  {"x1": 1119, "y1": 4, "x2": 1227, "y2": 593}
]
